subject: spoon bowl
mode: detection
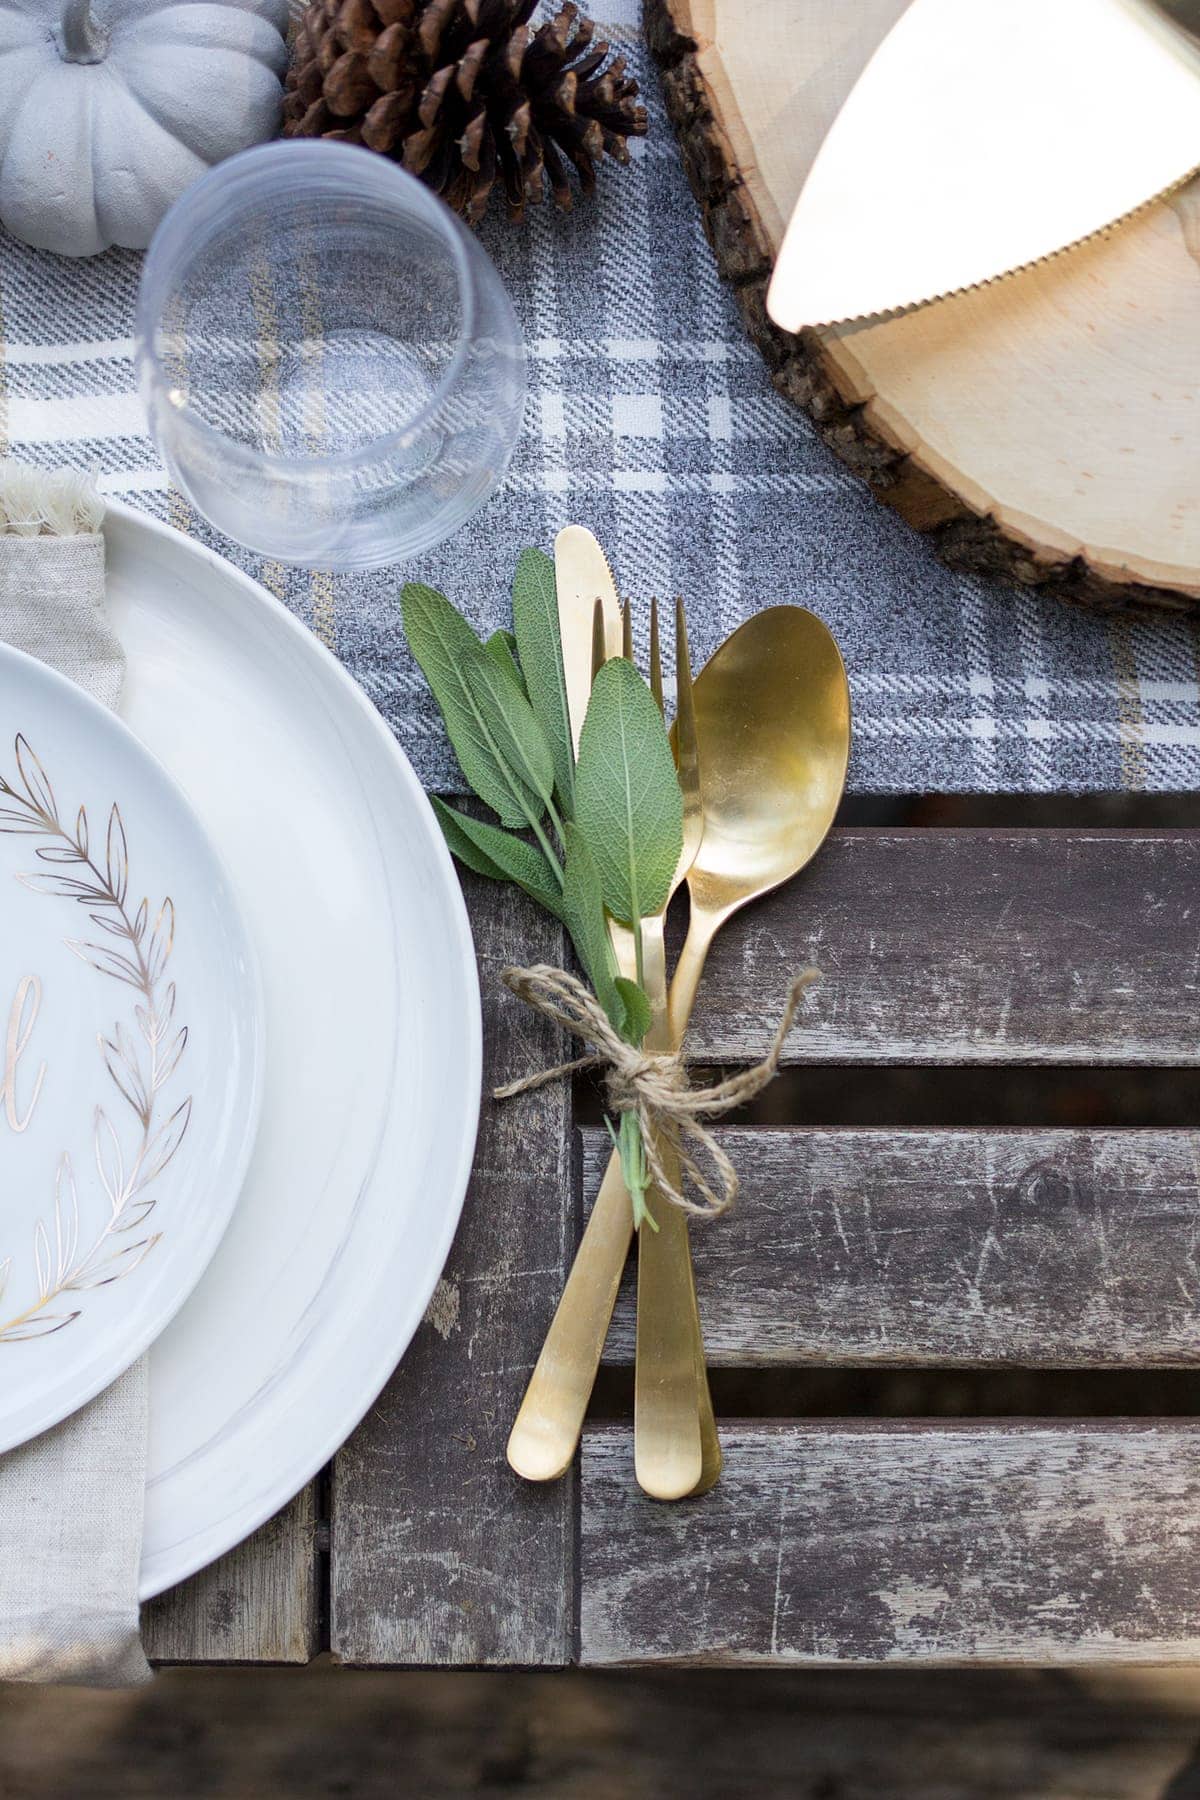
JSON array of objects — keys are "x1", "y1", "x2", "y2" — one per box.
[
  {"x1": 687, "y1": 605, "x2": 850, "y2": 920},
  {"x1": 669, "y1": 606, "x2": 850, "y2": 1043}
]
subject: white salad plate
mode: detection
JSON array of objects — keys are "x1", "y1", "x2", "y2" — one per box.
[
  {"x1": 104, "y1": 502, "x2": 482, "y2": 1599},
  {"x1": 0, "y1": 643, "x2": 262, "y2": 1455}
]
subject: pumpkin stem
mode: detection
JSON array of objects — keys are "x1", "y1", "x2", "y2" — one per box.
[{"x1": 56, "y1": 0, "x2": 108, "y2": 63}]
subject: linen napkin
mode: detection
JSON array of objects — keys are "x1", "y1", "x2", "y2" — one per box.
[{"x1": 0, "y1": 461, "x2": 150, "y2": 1687}]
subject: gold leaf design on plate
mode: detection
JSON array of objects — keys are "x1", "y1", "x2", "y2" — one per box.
[{"x1": 0, "y1": 738, "x2": 191, "y2": 1345}]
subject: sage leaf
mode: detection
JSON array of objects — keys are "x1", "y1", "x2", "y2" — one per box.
[
  {"x1": 512, "y1": 547, "x2": 575, "y2": 816},
  {"x1": 402, "y1": 582, "x2": 555, "y2": 831},
  {"x1": 432, "y1": 798, "x2": 564, "y2": 920},
  {"x1": 560, "y1": 822, "x2": 625, "y2": 1034},
  {"x1": 574, "y1": 658, "x2": 683, "y2": 925},
  {"x1": 484, "y1": 629, "x2": 527, "y2": 700},
  {"x1": 613, "y1": 976, "x2": 652, "y2": 1046}
]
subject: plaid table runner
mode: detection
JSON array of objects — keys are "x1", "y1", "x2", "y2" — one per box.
[{"x1": 1, "y1": 1, "x2": 1198, "y2": 794}]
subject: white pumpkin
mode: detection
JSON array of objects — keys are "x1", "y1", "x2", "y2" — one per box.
[{"x1": 0, "y1": 0, "x2": 289, "y2": 257}]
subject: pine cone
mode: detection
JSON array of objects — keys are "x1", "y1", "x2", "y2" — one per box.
[{"x1": 283, "y1": 0, "x2": 648, "y2": 224}]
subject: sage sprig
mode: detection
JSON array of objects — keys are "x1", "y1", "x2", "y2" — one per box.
[
  {"x1": 430, "y1": 796, "x2": 565, "y2": 921},
  {"x1": 575, "y1": 658, "x2": 682, "y2": 976},
  {"x1": 512, "y1": 548, "x2": 575, "y2": 815},
  {"x1": 402, "y1": 582, "x2": 559, "y2": 847},
  {"x1": 401, "y1": 549, "x2": 684, "y2": 1227}
]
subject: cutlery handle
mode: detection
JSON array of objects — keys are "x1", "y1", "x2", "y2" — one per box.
[
  {"x1": 506, "y1": 910, "x2": 719, "y2": 1484},
  {"x1": 679, "y1": 916, "x2": 723, "y2": 1495},
  {"x1": 634, "y1": 914, "x2": 719, "y2": 1500},
  {"x1": 668, "y1": 908, "x2": 718, "y2": 1049},
  {"x1": 506, "y1": 1154, "x2": 634, "y2": 1482},
  {"x1": 634, "y1": 1162, "x2": 714, "y2": 1498}
]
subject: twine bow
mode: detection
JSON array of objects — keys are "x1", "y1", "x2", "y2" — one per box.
[{"x1": 493, "y1": 964, "x2": 819, "y2": 1220}]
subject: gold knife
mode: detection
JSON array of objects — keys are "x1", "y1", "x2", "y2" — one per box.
[{"x1": 504, "y1": 529, "x2": 626, "y2": 1483}]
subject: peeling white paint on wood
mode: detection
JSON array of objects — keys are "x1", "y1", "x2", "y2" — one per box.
[{"x1": 423, "y1": 1279, "x2": 461, "y2": 1342}]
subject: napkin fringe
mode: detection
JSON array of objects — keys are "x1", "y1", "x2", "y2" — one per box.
[{"x1": 0, "y1": 463, "x2": 103, "y2": 538}]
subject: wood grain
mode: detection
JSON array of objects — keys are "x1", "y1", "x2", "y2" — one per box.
[
  {"x1": 591, "y1": 1127, "x2": 1200, "y2": 1366},
  {"x1": 329, "y1": 874, "x2": 577, "y2": 1668},
  {"x1": 677, "y1": 829, "x2": 1200, "y2": 1065},
  {"x1": 646, "y1": 0, "x2": 1200, "y2": 611},
  {"x1": 580, "y1": 1422, "x2": 1200, "y2": 1665},
  {"x1": 12, "y1": 1665, "x2": 1200, "y2": 1798},
  {"x1": 165, "y1": 830, "x2": 1200, "y2": 1666},
  {"x1": 141, "y1": 1488, "x2": 319, "y2": 1665}
]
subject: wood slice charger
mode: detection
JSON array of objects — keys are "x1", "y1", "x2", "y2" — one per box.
[{"x1": 645, "y1": 0, "x2": 1200, "y2": 613}]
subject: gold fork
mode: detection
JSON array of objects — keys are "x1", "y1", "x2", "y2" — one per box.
[{"x1": 629, "y1": 597, "x2": 720, "y2": 1500}]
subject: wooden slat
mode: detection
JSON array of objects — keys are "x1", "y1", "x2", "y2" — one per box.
[
  {"x1": 142, "y1": 1488, "x2": 319, "y2": 1665},
  {"x1": 20, "y1": 1666, "x2": 1200, "y2": 1796},
  {"x1": 330, "y1": 875, "x2": 576, "y2": 1667},
  {"x1": 591, "y1": 1127, "x2": 1200, "y2": 1366},
  {"x1": 580, "y1": 1422, "x2": 1200, "y2": 1667},
  {"x1": 683, "y1": 830, "x2": 1200, "y2": 1065}
]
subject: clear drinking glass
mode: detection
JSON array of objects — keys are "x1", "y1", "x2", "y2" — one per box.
[{"x1": 135, "y1": 141, "x2": 526, "y2": 570}]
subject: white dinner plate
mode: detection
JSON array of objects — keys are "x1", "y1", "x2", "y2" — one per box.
[
  {"x1": 102, "y1": 502, "x2": 481, "y2": 1599},
  {"x1": 0, "y1": 645, "x2": 262, "y2": 1454}
]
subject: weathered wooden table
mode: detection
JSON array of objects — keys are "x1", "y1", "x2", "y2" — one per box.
[{"x1": 142, "y1": 825, "x2": 1200, "y2": 1668}]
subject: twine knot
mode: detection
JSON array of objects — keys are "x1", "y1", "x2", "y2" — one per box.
[{"x1": 493, "y1": 963, "x2": 819, "y2": 1220}]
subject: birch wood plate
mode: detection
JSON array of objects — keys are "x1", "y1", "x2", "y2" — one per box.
[
  {"x1": 0, "y1": 643, "x2": 262, "y2": 1454},
  {"x1": 648, "y1": 0, "x2": 1200, "y2": 611},
  {"x1": 101, "y1": 502, "x2": 481, "y2": 1600}
]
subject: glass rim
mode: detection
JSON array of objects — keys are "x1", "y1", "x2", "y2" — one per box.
[{"x1": 135, "y1": 140, "x2": 481, "y2": 476}]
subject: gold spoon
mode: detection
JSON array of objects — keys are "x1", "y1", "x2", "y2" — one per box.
[
  {"x1": 667, "y1": 603, "x2": 849, "y2": 1494},
  {"x1": 506, "y1": 604, "x2": 850, "y2": 1486},
  {"x1": 668, "y1": 607, "x2": 851, "y2": 1047}
]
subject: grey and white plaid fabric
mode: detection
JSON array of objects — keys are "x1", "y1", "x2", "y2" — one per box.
[{"x1": 0, "y1": 0, "x2": 1197, "y2": 794}]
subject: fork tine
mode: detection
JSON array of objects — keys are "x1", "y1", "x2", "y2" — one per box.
[
  {"x1": 621, "y1": 597, "x2": 633, "y2": 663},
  {"x1": 674, "y1": 595, "x2": 701, "y2": 816},
  {"x1": 649, "y1": 597, "x2": 664, "y2": 716},
  {"x1": 591, "y1": 597, "x2": 607, "y2": 686}
]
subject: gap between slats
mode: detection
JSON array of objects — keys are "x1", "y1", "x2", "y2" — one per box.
[
  {"x1": 575, "y1": 1065, "x2": 1200, "y2": 1130},
  {"x1": 586, "y1": 1366, "x2": 1200, "y2": 1419}
]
